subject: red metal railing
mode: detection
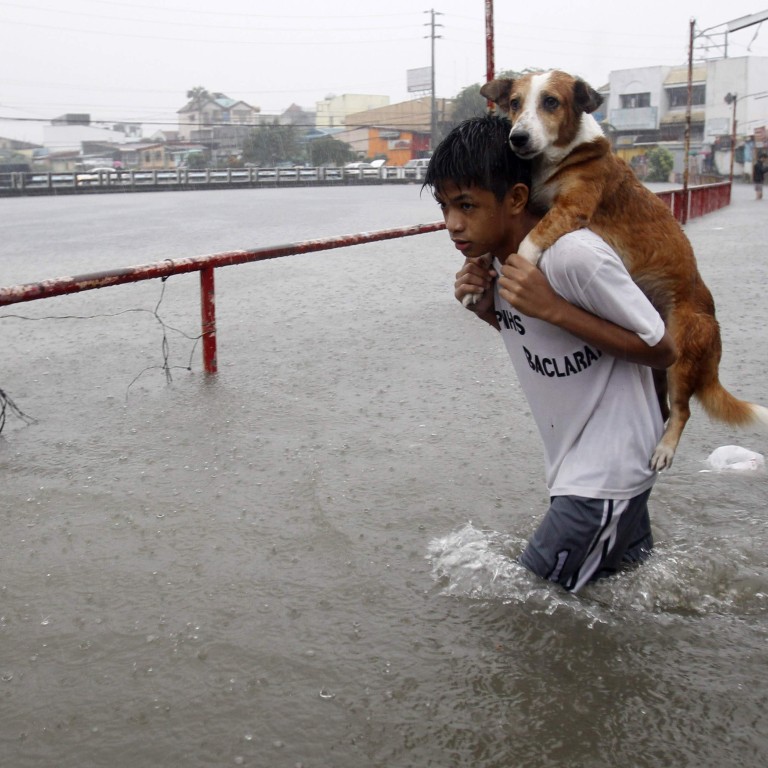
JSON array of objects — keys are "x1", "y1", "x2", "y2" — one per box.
[
  {"x1": 0, "y1": 183, "x2": 732, "y2": 375},
  {"x1": 656, "y1": 181, "x2": 731, "y2": 223},
  {"x1": 0, "y1": 222, "x2": 446, "y2": 374}
]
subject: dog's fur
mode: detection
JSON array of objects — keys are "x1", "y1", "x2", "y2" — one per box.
[{"x1": 479, "y1": 69, "x2": 768, "y2": 470}]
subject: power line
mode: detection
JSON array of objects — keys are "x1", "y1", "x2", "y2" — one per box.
[
  {"x1": 84, "y1": 0, "x2": 424, "y2": 21},
  {"x1": 0, "y1": 17, "x2": 425, "y2": 45},
  {"x1": 0, "y1": 114, "x2": 435, "y2": 129},
  {"x1": 1, "y1": 1, "x2": 424, "y2": 33}
]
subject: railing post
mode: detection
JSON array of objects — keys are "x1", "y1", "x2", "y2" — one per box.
[{"x1": 200, "y1": 266, "x2": 217, "y2": 374}]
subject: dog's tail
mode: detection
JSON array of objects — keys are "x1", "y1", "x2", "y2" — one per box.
[{"x1": 697, "y1": 382, "x2": 768, "y2": 429}]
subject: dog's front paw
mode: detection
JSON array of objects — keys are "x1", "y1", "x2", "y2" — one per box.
[
  {"x1": 517, "y1": 235, "x2": 543, "y2": 265},
  {"x1": 462, "y1": 290, "x2": 484, "y2": 308},
  {"x1": 460, "y1": 252, "x2": 492, "y2": 308}
]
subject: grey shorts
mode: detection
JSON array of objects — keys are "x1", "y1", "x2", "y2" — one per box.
[{"x1": 519, "y1": 488, "x2": 654, "y2": 593}]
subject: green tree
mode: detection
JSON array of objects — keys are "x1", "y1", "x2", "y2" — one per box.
[
  {"x1": 186, "y1": 152, "x2": 208, "y2": 169},
  {"x1": 306, "y1": 135, "x2": 354, "y2": 166},
  {"x1": 645, "y1": 147, "x2": 674, "y2": 182},
  {"x1": 0, "y1": 150, "x2": 29, "y2": 166},
  {"x1": 186, "y1": 86, "x2": 211, "y2": 107},
  {"x1": 451, "y1": 83, "x2": 488, "y2": 124},
  {"x1": 242, "y1": 121, "x2": 302, "y2": 166}
]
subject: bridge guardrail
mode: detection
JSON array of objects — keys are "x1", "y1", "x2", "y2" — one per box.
[{"x1": 0, "y1": 164, "x2": 429, "y2": 194}]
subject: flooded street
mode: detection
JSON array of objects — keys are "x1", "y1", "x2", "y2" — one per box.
[{"x1": 1, "y1": 184, "x2": 767, "y2": 767}]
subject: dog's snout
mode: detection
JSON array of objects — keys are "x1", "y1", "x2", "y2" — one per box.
[{"x1": 509, "y1": 131, "x2": 530, "y2": 149}]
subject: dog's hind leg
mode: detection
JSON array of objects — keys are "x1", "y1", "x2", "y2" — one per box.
[
  {"x1": 650, "y1": 390, "x2": 690, "y2": 471},
  {"x1": 649, "y1": 308, "x2": 715, "y2": 470},
  {"x1": 650, "y1": 306, "x2": 704, "y2": 471}
]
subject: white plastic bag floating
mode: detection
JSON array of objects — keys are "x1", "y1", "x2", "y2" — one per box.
[{"x1": 704, "y1": 445, "x2": 765, "y2": 471}]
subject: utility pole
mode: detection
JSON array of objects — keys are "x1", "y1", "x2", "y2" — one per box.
[
  {"x1": 682, "y1": 18, "x2": 694, "y2": 224},
  {"x1": 725, "y1": 91, "x2": 738, "y2": 184},
  {"x1": 425, "y1": 9, "x2": 443, "y2": 151},
  {"x1": 485, "y1": 0, "x2": 495, "y2": 89}
]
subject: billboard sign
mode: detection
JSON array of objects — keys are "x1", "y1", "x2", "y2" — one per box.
[{"x1": 407, "y1": 67, "x2": 432, "y2": 93}]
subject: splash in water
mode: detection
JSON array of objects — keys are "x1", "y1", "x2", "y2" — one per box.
[
  {"x1": 427, "y1": 523, "x2": 562, "y2": 605},
  {"x1": 426, "y1": 522, "x2": 768, "y2": 620}
]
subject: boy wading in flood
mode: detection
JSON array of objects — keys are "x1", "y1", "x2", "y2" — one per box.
[{"x1": 424, "y1": 116, "x2": 676, "y2": 593}]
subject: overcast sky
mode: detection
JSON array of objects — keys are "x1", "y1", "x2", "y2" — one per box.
[{"x1": 2, "y1": 0, "x2": 768, "y2": 144}]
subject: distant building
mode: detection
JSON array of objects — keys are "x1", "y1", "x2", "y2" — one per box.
[
  {"x1": 51, "y1": 113, "x2": 90, "y2": 126},
  {"x1": 149, "y1": 130, "x2": 181, "y2": 143},
  {"x1": 176, "y1": 92, "x2": 261, "y2": 164},
  {"x1": 43, "y1": 114, "x2": 139, "y2": 153},
  {"x1": 343, "y1": 97, "x2": 454, "y2": 164},
  {"x1": 47, "y1": 151, "x2": 82, "y2": 173},
  {"x1": 0, "y1": 136, "x2": 40, "y2": 167},
  {"x1": 607, "y1": 65, "x2": 705, "y2": 153},
  {"x1": 118, "y1": 142, "x2": 173, "y2": 170},
  {"x1": 177, "y1": 92, "x2": 260, "y2": 143},
  {"x1": 315, "y1": 94, "x2": 390, "y2": 129},
  {"x1": 0, "y1": 136, "x2": 40, "y2": 153},
  {"x1": 280, "y1": 103, "x2": 316, "y2": 127},
  {"x1": 605, "y1": 56, "x2": 768, "y2": 179}
]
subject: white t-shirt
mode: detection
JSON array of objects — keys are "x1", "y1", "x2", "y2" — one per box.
[{"x1": 493, "y1": 229, "x2": 666, "y2": 499}]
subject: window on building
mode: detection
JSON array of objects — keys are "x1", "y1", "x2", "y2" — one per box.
[
  {"x1": 620, "y1": 92, "x2": 651, "y2": 109},
  {"x1": 660, "y1": 122, "x2": 704, "y2": 142},
  {"x1": 667, "y1": 84, "x2": 706, "y2": 108}
]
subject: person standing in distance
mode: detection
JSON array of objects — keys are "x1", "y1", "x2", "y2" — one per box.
[{"x1": 753, "y1": 151, "x2": 767, "y2": 200}]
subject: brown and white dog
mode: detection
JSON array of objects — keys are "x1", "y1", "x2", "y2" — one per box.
[{"x1": 478, "y1": 69, "x2": 768, "y2": 470}]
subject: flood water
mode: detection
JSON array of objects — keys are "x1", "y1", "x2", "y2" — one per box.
[{"x1": 1, "y1": 184, "x2": 767, "y2": 767}]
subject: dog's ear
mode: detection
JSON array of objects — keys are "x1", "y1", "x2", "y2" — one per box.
[
  {"x1": 480, "y1": 78, "x2": 514, "y2": 110},
  {"x1": 573, "y1": 79, "x2": 603, "y2": 114}
]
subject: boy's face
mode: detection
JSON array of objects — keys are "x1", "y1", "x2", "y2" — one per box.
[{"x1": 434, "y1": 182, "x2": 521, "y2": 260}]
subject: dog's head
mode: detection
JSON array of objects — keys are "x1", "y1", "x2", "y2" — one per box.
[{"x1": 480, "y1": 70, "x2": 603, "y2": 160}]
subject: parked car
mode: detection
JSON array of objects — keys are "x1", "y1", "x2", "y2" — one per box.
[
  {"x1": 323, "y1": 167, "x2": 343, "y2": 181},
  {"x1": 404, "y1": 158, "x2": 431, "y2": 179},
  {"x1": 344, "y1": 161, "x2": 383, "y2": 179},
  {"x1": 76, "y1": 167, "x2": 122, "y2": 186},
  {"x1": 344, "y1": 161, "x2": 372, "y2": 177}
]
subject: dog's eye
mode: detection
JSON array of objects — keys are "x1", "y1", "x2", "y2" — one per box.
[
  {"x1": 509, "y1": 98, "x2": 520, "y2": 112},
  {"x1": 543, "y1": 96, "x2": 559, "y2": 110}
]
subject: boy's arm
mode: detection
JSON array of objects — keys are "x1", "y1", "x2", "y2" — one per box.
[{"x1": 499, "y1": 254, "x2": 677, "y2": 370}]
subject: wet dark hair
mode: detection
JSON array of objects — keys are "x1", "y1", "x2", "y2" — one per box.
[{"x1": 422, "y1": 114, "x2": 533, "y2": 201}]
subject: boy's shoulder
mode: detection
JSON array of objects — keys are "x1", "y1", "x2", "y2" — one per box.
[
  {"x1": 547, "y1": 228, "x2": 615, "y2": 257},
  {"x1": 542, "y1": 228, "x2": 623, "y2": 281}
]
